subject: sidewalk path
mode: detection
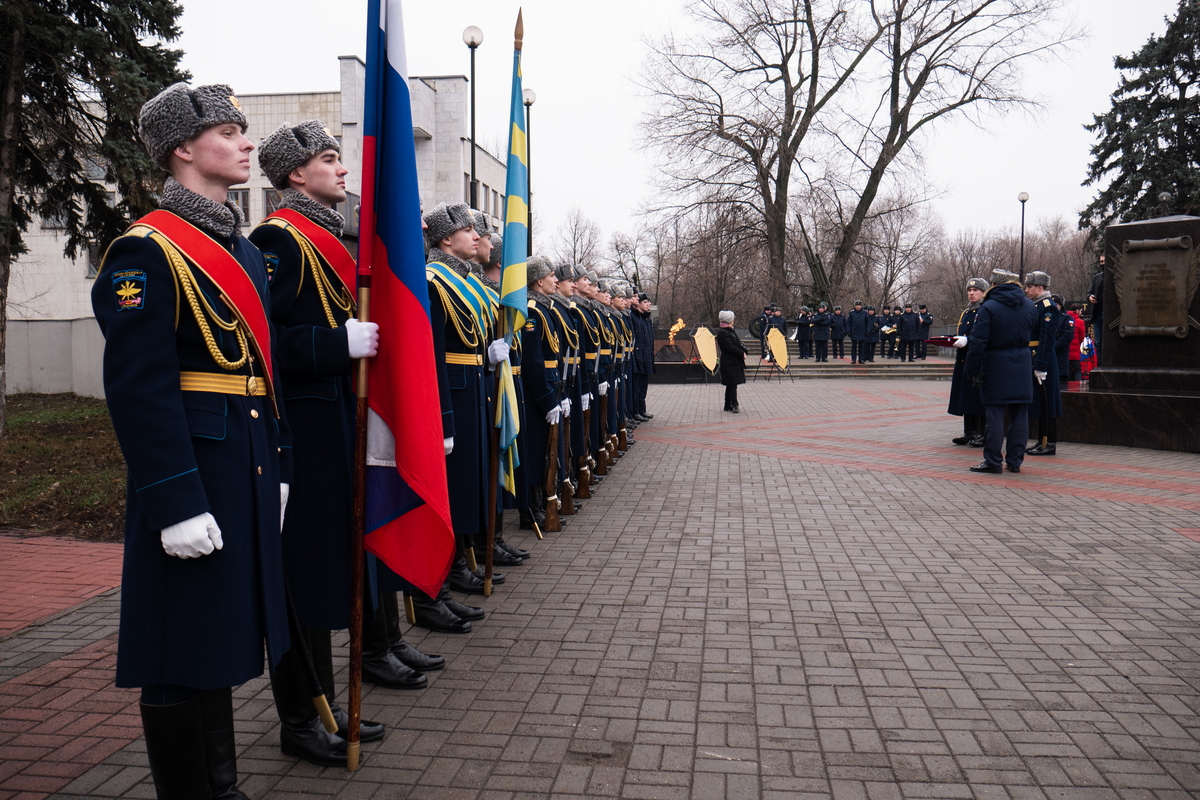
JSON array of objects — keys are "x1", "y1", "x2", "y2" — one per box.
[{"x1": 3, "y1": 379, "x2": 1200, "y2": 799}]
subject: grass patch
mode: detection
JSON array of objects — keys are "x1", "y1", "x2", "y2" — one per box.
[{"x1": 1, "y1": 394, "x2": 126, "y2": 541}]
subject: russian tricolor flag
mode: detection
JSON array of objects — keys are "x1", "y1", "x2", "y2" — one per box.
[{"x1": 359, "y1": 0, "x2": 454, "y2": 598}]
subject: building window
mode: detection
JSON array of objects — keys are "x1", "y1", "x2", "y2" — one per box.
[
  {"x1": 228, "y1": 189, "x2": 250, "y2": 225},
  {"x1": 464, "y1": 173, "x2": 470, "y2": 205},
  {"x1": 337, "y1": 192, "x2": 361, "y2": 238},
  {"x1": 86, "y1": 243, "x2": 102, "y2": 279},
  {"x1": 264, "y1": 189, "x2": 285, "y2": 215}
]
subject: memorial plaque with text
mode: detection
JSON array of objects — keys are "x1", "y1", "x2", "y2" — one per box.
[{"x1": 1114, "y1": 235, "x2": 1198, "y2": 337}]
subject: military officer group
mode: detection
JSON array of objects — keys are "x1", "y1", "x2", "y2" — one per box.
[{"x1": 91, "y1": 81, "x2": 658, "y2": 798}]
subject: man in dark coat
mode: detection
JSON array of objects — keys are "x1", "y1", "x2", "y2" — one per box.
[
  {"x1": 810, "y1": 302, "x2": 832, "y2": 362},
  {"x1": 1088, "y1": 262, "x2": 1104, "y2": 364},
  {"x1": 947, "y1": 279, "x2": 987, "y2": 445},
  {"x1": 917, "y1": 304, "x2": 934, "y2": 359},
  {"x1": 830, "y1": 305, "x2": 847, "y2": 360},
  {"x1": 878, "y1": 307, "x2": 896, "y2": 358},
  {"x1": 631, "y1": 292, "x2": 655, "y2": 421},
  {"x1": 793, "y1": 307, "x2": 812, "y2": 358},
  {"x1": 716, "y1": 310, "x2": 748, "y2": 411},
  {"x1": 898, "y1": 303, "x2": 920, "y2": 362},
  {"x1": 1024, "y1": 272, "x2": 1063, "y2": 455},
  {"x1": 93, "y1": 82, "x2": 291, "y2": 798},
  {"x1": 965, "y1": 270, "x2": 1037, "y2": 473},
  {"x1": 754, "y1": 305, "x2": 772, "y2": 359},
  {"x1": 847, "y1": 300, "x2": 868, "y2": 364},
  {"x1": 864, "y1": 306, "x2": 880, "y2": 362},
  {"x1": 522, "y1": 257, "x2": 564, "y2": 520}
]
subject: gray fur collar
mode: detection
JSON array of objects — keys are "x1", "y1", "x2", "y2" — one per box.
[
  {"x1": 279, "y1": 188, "x2": 344, "y2": 237},
  {"x1": 530, "y1": 290, "x2": 553, "y2": 308},
  {"x1": 160, "y1": 177, "x2": 242, "y2": 240},
  {"x1": 428, "y1": 249, "x2": 472, "y2": 278}
]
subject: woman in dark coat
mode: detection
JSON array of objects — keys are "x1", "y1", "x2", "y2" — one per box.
[{"x1": 716, "y1": 310, "x2": 748, "y2": 412}]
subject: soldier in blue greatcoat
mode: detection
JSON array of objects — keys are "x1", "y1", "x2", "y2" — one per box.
[
  {"x1": 948, "y1": 278, "x2": 988, "y2": 446},
  {"x1": 93, "y1": 82, "x2": 290, "y2": 799},
  {"x1": 1023, "y1": 271, "x2": 1063, "y2": 456}
]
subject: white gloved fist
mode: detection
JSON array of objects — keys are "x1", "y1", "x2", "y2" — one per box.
[
  {"x1": 280, "y1": 483, "x2": 290, "y2": 531},
  {"x1": 345, "y1": 318, "x2": 379, "y2": 359},
  {"x1": 161, "y1": 512, "x2": 223, "y2": 559},
  {"x1": 487, "y1": 339, "x2": 510, "y2": 366},
  {"x1": 1034, "y1": 370, "x2": 1047, "y2": 384},
  {"x1": 560, "y1": 398, "x2": 571, "y2": 418},
  {"x1": 444, "y1": 436, "x2": 454, "y2": 455},
  {"x1": 545, "y1": 406, "x2": 562, "y2": 425},
  {"x1": 598, "y1": 381, "x2": 609, "y2": 397},
  {"x1": 953, "y1": 335, "x2": 967, "y2": 348},
  {"x1": 581, "y1": 393, "x2": 591, "y2": 412}
]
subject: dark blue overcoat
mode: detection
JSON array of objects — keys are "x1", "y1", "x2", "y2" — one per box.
[
  {"x1": 811, "y1": 311, "x2": 832, "y2": 341},
  {"x1": 520, "y1": 295, "x2": 563, "y2": 502},
  {"x1": 947, "y1": 304, "x2": 984, "y2": 416},
  {"x1": 847, "y1": 309, "x2": 869, "y2": 340},
  {"x1": 830, "y1": 312, "x2": 848, "y2": 339},
  {"x1": 965, "y1": 283, "x2": 1036, "y2": 405},
  {"x1": 1029, "y1": 296, "x2": 1063, "y2": 419},
  {"x1": 93, "y1": 224, "x2": 290, "y2": 690}
]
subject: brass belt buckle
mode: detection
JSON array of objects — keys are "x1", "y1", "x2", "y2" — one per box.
[{"x1": 246, "y1": 376, "x2": 258, "y2": 396}]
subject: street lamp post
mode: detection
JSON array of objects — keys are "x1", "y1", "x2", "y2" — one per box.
[
  {"x1": 523, "y1": 87, "x2": 536, "y2": 253},
  {"x1": 1158, "y1": 191, "x2": 1173, "y2": 216},
  {"x1": 463, "y1": 25, "x2": 483, "y2": 209},
  {"x1": 1018, "y1": 192, "x2": 1029, "y2": 275}
]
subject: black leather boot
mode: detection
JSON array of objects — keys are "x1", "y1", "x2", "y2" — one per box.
[
  {"x1": 270, "y1": 652, "x2": 351, "y2": 767},
  {"x1": 382, "y1": 592, "x2": 445, "y2": 671},
  {"x1": 470, "y1": 564, "x2": 505, "y2": 585},
  {"x1": 140, "y1": 695, "x2": 211, "y2": 800},
  {"x1": 304, "y1": 628, "x2": 385, "y2": 742},
  {"x1": 444, "y1": 593, "x2": 485, "y2": 621},
  {"x1": 199, "y1": 688, "x2": 249, "y2": 799},
  {"x1": 363, "y1": 607, "x2": 427, "y2": 689},
  {"x1": 410, "y1": 586, "x2": 472, "y2": 633},
  {"x1": 329, "y1": 700, "x2": 385, "y2": 743},
  {"x1": 476, "y1": 542, "x2": 524, "y2": 566},
  {"x1": 449, "y1": 553, "x2": 487, "y2": 593}
]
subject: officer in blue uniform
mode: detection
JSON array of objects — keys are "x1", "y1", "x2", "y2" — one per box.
[
  {"x1": 966, "y1": 269, "x2": 1037, "y2": 473},
  {"x1": 1023, "y1": 271, "x2": 1063, "y2": 455},
  {"x1": 811, "y1": 302, "x2": 832, "y2": 362},
  {"x1": 830, "y1": 305, "x2": 847, "y2": 360},
  {"x1": 631, "y1": 292, "x2": 656, "y2": 421},
  {"x1": 793, "y1": 306, "x2": 812, "y2": 359},
  {"x1": 847, "y1": 300, "x2": 868, "y2": 363},
  {"x1": 571, "y1": 272, "x2": 606, "y2": 484},
  {"x1": 948, "y1": 278, "x2": 987, "y2": 445},
  {"x1": 93, "y1": 82, "x2": 290, "y2": 799},
  {"x1": 550, "y1": 264, "x2": 583, "y2": 515},
  {"x1": 917, "y1": 304, "x2": 934, "y2": 359},
  {"x1": 898, "y1": 303, "x2": 920, "y2": 362},
  {"x1": 864, "y1": 306, "x2": 880, "y2": 362},
  {"x1": 521, "y1": 257, "x2": 565, "y2": 516},
  {"x1": 878, "y1": 307, "x2": 896, "y2": 358}
]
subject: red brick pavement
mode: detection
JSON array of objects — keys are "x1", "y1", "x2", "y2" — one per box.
[
  {"x1": 0, "y1": 534, "x2": 123, "y2": 636},
  {"x1": 0, "y1": 635, "x2": 140, "y2": 800}
]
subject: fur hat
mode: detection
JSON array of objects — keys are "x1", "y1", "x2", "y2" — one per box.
[
  {"x1": 527, "y1": 255, "x2": 554, "y2": 284},
  {"x1": 991, "y1": 269, "x2": 1020, "y2": 285},
  {"x1": 488, "y1": 232, "x2": 503, "y2": 267},
  {"x1": 637, "y1": 292, "x2": 649, "y2": 302},
  {"x1": 258, "y1": 120, "x2": 339, "y2": 190},
  {"x1": 581, "y1": 270, "x2": 598, "y2": 284},
  {"x1": 1024, "y1": 270, "x2": 1051, "y2": 288},
  {"x1": 555, "y1": 263, "x2": 580, "y2": 282},
  {"x1": 833, "y1": 305, "x2": 842, "y2": 311},
  {"x1": 139, "y1": 82, "x2": 248, "y2": 169},
  {"x1": 622, "y1": 284, "x2": 636, "y2": 298},
  {"x1": 866, "y1": 305, "x2": 875, "y2": 311},
  {"x1": 719, "y1": 310, "x2": 735, "y2": 324},
  {"x1": 470, "y1": 208, "x2": 491, "y2": 237},
  {"x1": 818, "y1": 301, "x2": 828, "y2": 309},
  {"x1": 423, "y1": 202, "x2": 475, "y2": 246},
  {"x1": 966, "y1": 277, "x2": 989, "y2": 293},
  {"x1": 853, "y1": 299, "x2": 863, "y2": 306}
]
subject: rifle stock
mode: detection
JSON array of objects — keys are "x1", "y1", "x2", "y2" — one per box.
[
  {"x1": 543, "y1": 417, "x2": 561, "y2": 532},
  {"x1": 576, "y1": 405, "x2": 592, "y2": 498},
  {"x1": 559, "y1": 409, "x2": 575, "y2": 515}
]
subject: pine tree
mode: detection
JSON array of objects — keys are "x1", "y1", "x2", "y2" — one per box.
[
  {"x1": 1081, "y1": 0, "x2": 1200, "y2": 237},
  {"x1": 0, "y1": 0, "x2": 187, "y2": 435}
]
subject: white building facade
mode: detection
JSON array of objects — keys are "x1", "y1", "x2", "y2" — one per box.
[{"x1": 7, "y1": 57, "x2": 506, "y2": 397}]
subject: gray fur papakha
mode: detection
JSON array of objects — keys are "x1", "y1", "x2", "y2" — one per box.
[
  {"x1": 258, "y1": 120, "x2": 340, "y2": 190},
  {"x1": 470, "y1": 208, "x2": 491, "y2": 237},
  {"x1": 1023, "y1": 270, "x2": 1051, "y2": 288},
  {"x1": 423, "y1": 202, "x2": 475, "y2": 246},
  {"x1": 555, "y1": 263, "x2": 580, "y2": 282},
  {"x1": 139, "y1": 83, "x2": 248, "y2": 169},
  {"x1": 488, "y1": 232, "x2": 503, "y2": 267},
  {"x1": 527, "y1": 255, "x2": 554, "y2": 284},
  {"x1": 990, "y1": 269, "x2": 1020, "y2": 285},
  {"x1": 966, "y1": 277, "x2": 989, "y2": 293}
]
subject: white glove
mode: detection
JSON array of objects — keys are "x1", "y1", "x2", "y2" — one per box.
[
  {"x1": 560, "y1": 398, "x2": 571, "y2": 418},
  {"x1": 345, "y1": 318, "x2": 379, "y2": 358},
  {"x1": 280, "y1": 483, "x2": 290, "y2": 531},
  {"x1": 598, "y1": 381, "x2": 609, "y2": 397},
  {"x1": 1034, "y1": 370, "x2": 1047, "y2": 384},
  {"x1": 581, "y1": 393, "x2": 591, "y2": 412},
  {"x1": 953, "y1": 336, "x2": 967, "y2": 348},
  {"x1": 487, "y1": 339, "x2": 510, "y2": 366},
  {"x1": 545, "y1": 405, "x2": 562, "y2": 425},
  {"x1": 160, "y1": 512, "x2": 223, "y2": 559},
  {"x1": 444, "y1": 436, "x2": 454, "y2": 455}
]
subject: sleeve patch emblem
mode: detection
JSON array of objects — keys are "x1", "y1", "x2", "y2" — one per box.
[
  {"x1": 112, "y1": 269, "x2": 146, "y2": 311},
  {"x1": 262, "y1": 252, "x2": 279, "y2": 283}
]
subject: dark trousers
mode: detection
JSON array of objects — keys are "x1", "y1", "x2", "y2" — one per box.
[
  {"x1": 863, "y1": 343, "x2": 876, "y2": 362},
  {"x1": 1068, "y1": 360, "x2": 1081, "y2": 381},
  {"x1": 902, "y1": 340, "x2": 917, "y2": 361},
  {"x1": 724, "y1": 384, "x2": 738, "y2": 409},
  {"x1": 814, "y1": 340, "x2": 828, "y2": 361},
  {"x1": 918, "y1": 339, "x2": 928, "y2": 358},
  {"x1": 983, "y1": 403, "x2": 1028, "y2": 469},
  {"x1": 1034, "y1": 415, "x2": 1057, "y2": 445},
  {"x1": 851, "y1": 340, "x2": 864, "y2": 362},
  {"x1": 1092, "y1": 312, "x2": 1102, "y2": 365},
  {"x1": 963, "y1": 413, "x2": 983, "y2": 438},
  {"x1": 633, "y1": 373, "x2": 649, "y2": 414},
  {"x1": 799, "y1": 340, "x2": 811, "y2": 358},
  {"x1": 884, "y1": 337, "x2": 896, "y2": 357},
  {"x1": 832, "y1": 338, "x2": 845, "y2": 358}
]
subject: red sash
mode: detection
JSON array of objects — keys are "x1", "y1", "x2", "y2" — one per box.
[
  {"x1": 134, "y1": 210, "x2": 277, "y2": 406},
  {"x1": 265, "y1": 208, "x2": 357, "y2": 299}
]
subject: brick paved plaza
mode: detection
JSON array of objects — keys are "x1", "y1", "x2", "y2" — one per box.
[{"x1": 3, "y1": 379, "x2": 1200, "y2": 799}]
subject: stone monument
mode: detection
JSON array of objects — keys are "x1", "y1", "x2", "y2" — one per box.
[{"x1": 1061, "y1": 215, "x2": 1200, "y2": 452}]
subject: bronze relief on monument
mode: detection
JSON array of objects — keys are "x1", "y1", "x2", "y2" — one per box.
[{"x1": 1111, "y1": 235, "x2": 1200, "y2": 337}]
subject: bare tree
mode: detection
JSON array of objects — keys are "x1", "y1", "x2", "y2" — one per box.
[{"x1": 550, "y1": 207, "x2": 602, "y2": 270}]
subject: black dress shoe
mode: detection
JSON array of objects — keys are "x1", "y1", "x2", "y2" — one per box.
[
  {"x1": 968, "y1": 437, "x2": 985, "y2": 447},
  {"x1": 951, "y1": 436, "x2": 971, "y2": 445},
  {"x1": 444, "y1": 596, "x2": 485, "y2": 621},
  {"x1": 642, "y1": 413, "x2": 654, "y2": 419},
  {"x1": 732, "y1": 406, "x2": 740, "y2": 413},
  {"x1": 498, "y1": 540, "x2": 529, "y2": 559},
  {"x1": 362, "y1": 650, "x2": 427, "y2": 689},
  {"x1": 1006, "y1": 464, "x2": 1021, "y2": 473},
  {"x1": 412, "y1": 597, "x2": 471, "y2": 633},
  {"x1": 281, "y1": 714, "x2": 348, "y2": 767},
  {"x1": 390, "y1": 640, "x2": 445, "y2": 672},
  {"x1": 1026, "y1": 444, "x2": 1056, "y2": 455},
  {"x1": 477, "y1": 545, "x2": 523, "y2": 567},
  {"x1": 969, "y1": 462, "x2": 1003, "y2": 474},
  {"x1": 329, "y1": 701, "x2": 385, "y2": 742}
]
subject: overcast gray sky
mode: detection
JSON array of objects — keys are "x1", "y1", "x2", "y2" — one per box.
[{"x1": 176, "y1": 0, "x2": 1181, "y2": 246}]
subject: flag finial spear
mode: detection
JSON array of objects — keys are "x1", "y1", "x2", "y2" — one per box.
[{"x1": 515, "y1": 8, "x2": 524, "y2": 52}]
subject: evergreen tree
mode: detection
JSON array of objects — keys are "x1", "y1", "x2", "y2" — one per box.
[
  {"x1": 0, "y1": 0, "x2": 187, "y2": 435},
  {"x1": 1081, "y1": 0, "x2": 1200, "y2": 237}
]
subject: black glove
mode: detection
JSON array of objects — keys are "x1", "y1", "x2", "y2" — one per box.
[{"x1": 969, "y1": 373, "x2": 984, "y2": 387}]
